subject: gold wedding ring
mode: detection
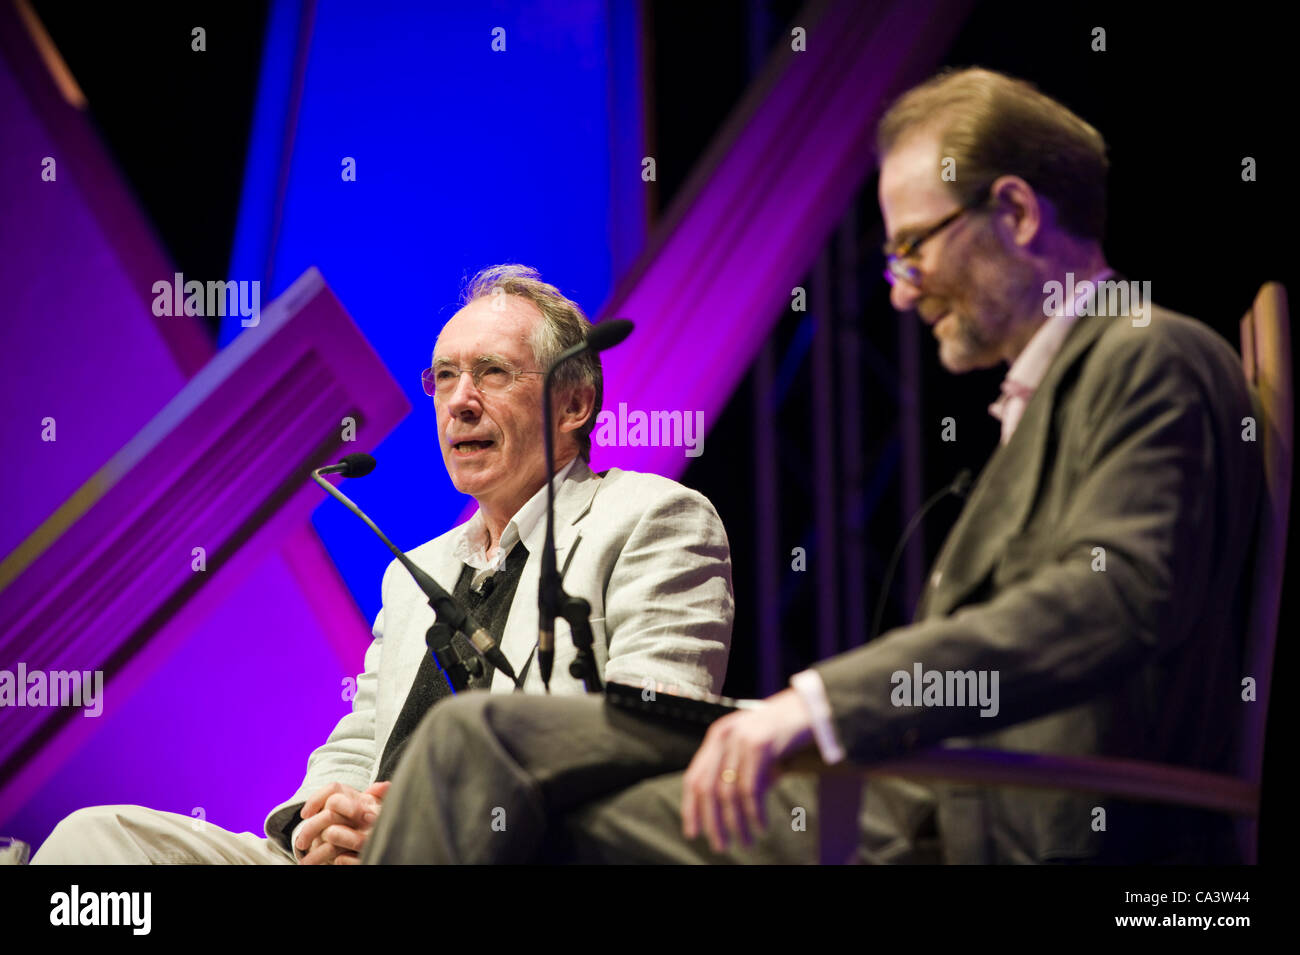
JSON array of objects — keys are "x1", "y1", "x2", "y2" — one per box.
[{"x1": 720, "y1": 768, "x2": 738, "y2": 784}]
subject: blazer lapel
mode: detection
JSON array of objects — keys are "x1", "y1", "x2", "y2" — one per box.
[
  {"x1": 491, "y1": 460, "x2": 602, "y2": 690},
  {"x1": 921, "y1": 307, "x2": 1116, "y2": 620}
]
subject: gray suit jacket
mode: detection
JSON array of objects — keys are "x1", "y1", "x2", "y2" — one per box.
[
  {"x1": 814, "y1": 299, "x2": 1262, "y2": 863},
  {"x1": 264, "y1": 461, "x2": 734, "y2": 853}
]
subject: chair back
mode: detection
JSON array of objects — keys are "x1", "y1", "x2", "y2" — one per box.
[{"x1": 1236, "y1": 281, "x2": 1292, "y2": 862}]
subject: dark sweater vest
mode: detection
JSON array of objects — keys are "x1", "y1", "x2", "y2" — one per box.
[{"x1": 373, "y1": 541, "x2": 529, "y2": 782}]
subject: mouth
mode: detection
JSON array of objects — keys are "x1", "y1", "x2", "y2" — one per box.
[
  {"x1": 451, "y1": 439, "x2": 496, "y2": 457},
  {"x1": 917, "y1": 301, "x2": 947, "y2": 324}
]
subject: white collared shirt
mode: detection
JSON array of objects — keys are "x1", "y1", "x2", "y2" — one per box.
[
  {"x1": 792, "y1": 266, "x2": 1115, "y2": 765},
  {"x1": 988, "y1": 267, "x2": 1116, "y2": 444},
  {"x1": 452, "y1": 457, "x2": 578, "y2": 592}
]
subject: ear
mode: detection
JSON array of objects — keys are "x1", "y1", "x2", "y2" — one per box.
[
  {"x1": 989, "y1": 174, "x2": 1041, "y2": 248},
  {"x1": 555, "y1": 382, "x2": 596, "y2": 437}
]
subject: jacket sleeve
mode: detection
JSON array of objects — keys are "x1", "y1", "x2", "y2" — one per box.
[
  {"x1": 812, "y1": 330, "x2": 1238, "y2": 763},
  {"x1": 262, "y1": 565, "x2": 389, "y2": 855},
  {"x1": 600, "y1": 484, "x2": 735, "y2": 696}
]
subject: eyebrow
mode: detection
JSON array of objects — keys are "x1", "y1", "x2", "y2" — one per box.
[{"x1": 431, "y1": 352, "x2": 514, "y2": 367}]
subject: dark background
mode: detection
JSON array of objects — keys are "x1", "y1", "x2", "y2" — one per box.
[{"x1": 31, "y1": 0, "x2": 1294, "y2": 862}]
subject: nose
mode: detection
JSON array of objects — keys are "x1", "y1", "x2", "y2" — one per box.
[
  {"x1": 890, "y1": 274, "x2": 922, "y2": 312},
  {"x1": 443, "y1": 371, "x2": 483, "y2": 420}
]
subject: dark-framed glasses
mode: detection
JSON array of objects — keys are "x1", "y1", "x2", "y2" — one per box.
[
  {"x1": 421, "y1": 358, "x2": 544, "y2": 399},
  {"x1": 882, "y1": 190, "x2": 992, "y2": 287}
]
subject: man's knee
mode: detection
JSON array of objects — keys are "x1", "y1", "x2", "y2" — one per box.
[
  {"x1": 32, "y1": 805, "x2": 143, "y2": 864},
  {"x1": 48, "y1": 804, "x2": 138, "y2": 841},
  {"x1": 411, "y1": 691, "x2": 494, "y2": 753}
]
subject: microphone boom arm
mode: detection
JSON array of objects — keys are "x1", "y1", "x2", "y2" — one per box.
[{"x1": 311, "y1": 467, "x2": 520, "y2": 688}]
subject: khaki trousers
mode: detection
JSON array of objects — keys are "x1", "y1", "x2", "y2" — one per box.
[{"x1": 30, "y1": 805, "x2": 296, "y2": 865}]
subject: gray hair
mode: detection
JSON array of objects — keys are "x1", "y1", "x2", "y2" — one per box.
[{"x1": 461, "y1": 264, "x2": 602, "y2": 461}]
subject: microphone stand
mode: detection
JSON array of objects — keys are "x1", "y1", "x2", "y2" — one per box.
[
  {"x1": 536, "y1": 319, "x2": 633, "y2": 693},
  {"x1": 562, "y1": 600, "x2": 601, "y2": 691},
  {"x1": 868, "y1": 469, "x2": 973, "y2": 641},
  {"x1": 538, "y1": 383, "x2": 602, "y2": 694},
  {"x1": 311, "y1": 466, "x2": 507, "y2": 692},
  {"x1": 424, "y1": 619, "x2": 479, "y2": 694}
]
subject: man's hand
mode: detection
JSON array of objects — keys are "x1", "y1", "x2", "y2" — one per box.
[
  {"x1": 680, "y1": 688, "x2": 814, "y2": 853},
  {"x1": 297, "y1": 780, "x2": 391, "y2": 865}
]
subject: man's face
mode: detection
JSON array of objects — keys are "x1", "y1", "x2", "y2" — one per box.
[
  {"x1": 432, "y1": 295, "x2": 550, "y2": 511},
  {"x1": 878, "y1": 133, "x2": 1039, "y2": 372}
]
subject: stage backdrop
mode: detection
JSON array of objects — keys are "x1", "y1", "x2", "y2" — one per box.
[{"x1": 2, "y1": 0, "x2": 643, "y2": 848}]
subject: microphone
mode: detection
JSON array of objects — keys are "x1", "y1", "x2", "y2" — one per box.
[
  {"x1": 311, "y1": 455, "x2": 521, "y2": 688},
  {"x1": 538, "y1": 319, "x2": 635, "y2": 691},
  {"x1": 868, "y1": 468, "x2": 973, "y2": 641},
  {"x1": 317, "y1": 453, "x2": 376, "y2": 478},
  {"x1": 559, "y1": 317, "x2": 633, "y2": 358}
]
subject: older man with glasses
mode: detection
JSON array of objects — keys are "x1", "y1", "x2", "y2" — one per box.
[{"x1": 32, "y1": 264, "x2": 735, "y2": 865}]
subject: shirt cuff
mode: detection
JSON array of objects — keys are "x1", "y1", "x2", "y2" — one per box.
[{"x1": 790, "y1": 669, "x2": 846, "y2": 765}]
